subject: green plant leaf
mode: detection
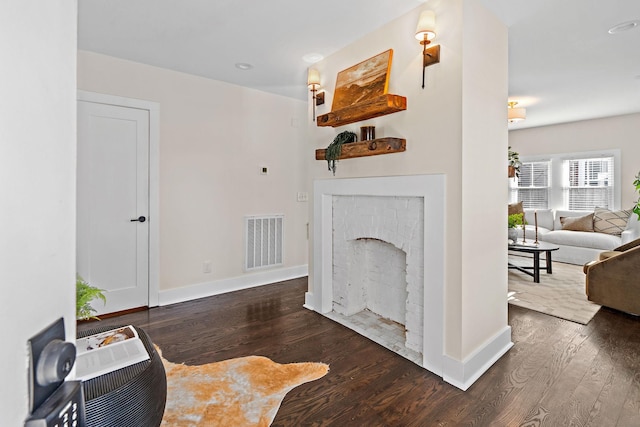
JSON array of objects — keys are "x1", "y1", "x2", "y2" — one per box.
[
  {"x1": 325, "y1": 131, "x2": 357, "y2": 175},
  {"x1": 508, "y1": 213, "x2": 524, "y2": 228},
  {"x1": 76, "y1": 275, "x2": 106, "y2": 320}
]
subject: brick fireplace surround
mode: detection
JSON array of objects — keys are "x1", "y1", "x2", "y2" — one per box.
[{"x1": 306, "y1": 175, "x2": 446, "y2": 376}]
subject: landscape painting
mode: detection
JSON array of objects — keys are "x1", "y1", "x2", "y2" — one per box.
[{"x1": 332, "y1": 49, "x2": 393, "y2": 111}]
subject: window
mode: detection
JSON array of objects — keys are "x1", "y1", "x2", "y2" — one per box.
[
  {"x1": 563, "y1": 156, "x2": 614, "y2": 210},
  {"x1": 509, "y1": 150, "x2": 620, "y2": 211},
  {"x1": 510, "y1": 161, "x2": 550, "y2": 209}
]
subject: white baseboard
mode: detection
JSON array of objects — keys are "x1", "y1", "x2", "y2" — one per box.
[
  {"x1": 442, "y1": 326, "x2": 513, "y2": 391},
  {"x1": 158, "y1": 265, "x2": 308, "y2": 306},
  {"x1": 303, "y1": 291, "x2": 315, "y2": 310}
]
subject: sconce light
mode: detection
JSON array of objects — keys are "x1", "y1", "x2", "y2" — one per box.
[
  {"x1": 415, "y1": 10, "x2": 440, "y2": 89},
  {"x1": 307, "y1": 69, "x2": 321, "y2": 121},
  {"x1": 508, "y1": 101, "x2": 526, "y2": 123}
]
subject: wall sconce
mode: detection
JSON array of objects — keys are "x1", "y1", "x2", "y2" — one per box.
[
  {"x1": 415, "y1": 10, "x2": 440, "y2": 89},
  {"x1": 508, "y1": 101, "x2": 526, "y2": 123},
  {"x1": 307, "y1": 69, "x2": 321, "y2": 121}
]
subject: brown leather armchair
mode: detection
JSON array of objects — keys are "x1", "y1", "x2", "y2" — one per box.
[{"x1": 583, "y1": 238, "x2": 640, "y2": 315}]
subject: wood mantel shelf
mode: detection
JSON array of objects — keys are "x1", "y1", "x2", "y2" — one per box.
[
  {"x1": 315, "y1": 137, "x2": 406, "y2": 161},
  {"x1": 316, "y1": 94, "x2": 407, "y2": 127}
]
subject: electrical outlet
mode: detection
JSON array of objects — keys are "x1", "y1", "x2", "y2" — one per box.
[
  {"x1": 297, "y1": 192, "x2": 308, "y2": 202},
  {"x1": 203, "y1": 260, "x2": 212, "y2": 274}
]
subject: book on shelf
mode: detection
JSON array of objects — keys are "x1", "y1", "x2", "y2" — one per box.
[{"x1": 75, "y1": 325, "x2": 150, "y2": 381}]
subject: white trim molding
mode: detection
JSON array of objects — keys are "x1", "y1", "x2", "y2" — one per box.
[
  {"x1": 159, "y1": 265, "x2": 308, "y2": 306},
  {"x1": 76, "y1": 90, "x2": 161, "y2": 307},
  {"x1": 443, "y1": 326, "x2": 514, "y2": 391},
  {"x1": 310, "y1": 174, "x2": 446, "y2": 376}
]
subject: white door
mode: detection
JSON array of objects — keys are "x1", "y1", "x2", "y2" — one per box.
[{"x1": 77, "y1": 101, "x2": 150, "y2": 315}]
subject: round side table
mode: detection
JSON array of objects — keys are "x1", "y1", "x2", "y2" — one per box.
[{"x1": 78, "y1": 325, "x2": 167, "y2": 427}]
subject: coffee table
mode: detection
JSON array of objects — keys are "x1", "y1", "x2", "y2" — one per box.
[{"x1": 508, "y1": 241, "x2": 559, "y2": 283}]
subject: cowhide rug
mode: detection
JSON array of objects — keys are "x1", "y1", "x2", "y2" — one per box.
[{"x1": 158, "y1": 348, "x2": 329, "y2": 427}]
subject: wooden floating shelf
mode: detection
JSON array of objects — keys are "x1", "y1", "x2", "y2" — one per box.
[
  {"x1": 315, "y1": 137, "x2": 406, "y2": 161},
  {"x1": 316, "y1": 94, "x2": 407, "y2": 127}
]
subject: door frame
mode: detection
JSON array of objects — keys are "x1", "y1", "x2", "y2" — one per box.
[{"x1": 77, "y1": 90, "x2": 160, "y2": 307}]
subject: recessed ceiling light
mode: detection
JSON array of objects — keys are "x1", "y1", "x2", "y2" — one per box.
[
  {"x1": 608, "y1": 20, "x2": 639, "y2": 34},
  {"x1": 235, "y1": 63, "x2": 253, "y2": 70},
  {"x1": 302, "y1": 53, "x2": 324, "y2": 64}
]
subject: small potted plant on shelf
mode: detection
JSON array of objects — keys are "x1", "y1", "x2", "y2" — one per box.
[
  {"x1": 508, "y1": 146, "x2": 521, "y2": 178},
  {"x1": 76, "y1": 275, "x2": 106, "y2": 321},
  {"x1": 325, "y1": 130, "x2": 357, "y2": 175}
]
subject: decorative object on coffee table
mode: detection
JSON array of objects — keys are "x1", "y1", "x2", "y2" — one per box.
[{"x1": 508, "y1": 213, "x2": 524, "y2": 242}]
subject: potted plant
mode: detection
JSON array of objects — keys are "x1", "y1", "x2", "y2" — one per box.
[
  {"x1": 508, "y1": 146, "x2": 521, "y2": 178},
  {"x1": 634, "y1": 170, "x2": 640, "y2": 220},
  {"x1": 508, "y1": 213, "x2": 524, "y2": 242},
  {"x1": 76, "y1": 275, "x2": 106, "y2": 321},
  {"x1": 325, "y1": 131, "x2": 357, "y2": 175}
]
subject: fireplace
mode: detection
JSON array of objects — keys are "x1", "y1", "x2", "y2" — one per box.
[{"x1": 308, "y1": 175, "x2": 445, "y2": 375}]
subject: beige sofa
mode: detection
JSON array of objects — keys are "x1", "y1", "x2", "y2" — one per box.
[{"x1": 512, "y1": 207, "x2": 640, "y2": 265}]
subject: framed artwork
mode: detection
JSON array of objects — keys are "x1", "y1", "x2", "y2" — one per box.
[{"x1": 332, "y1": 49, "x2": 393, "y2": 111}]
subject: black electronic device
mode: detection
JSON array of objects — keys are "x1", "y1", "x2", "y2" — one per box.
[
  {"x1": 25, "y1": 318, "x2": 86, "y2": 427},
  {"x1": 25, "y1": 381, "x2": 85, "y2": 427}
]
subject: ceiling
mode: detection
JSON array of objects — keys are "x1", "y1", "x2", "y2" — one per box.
[{"x1": 78, "y1": 0, "x2": 640, "y2": 130}]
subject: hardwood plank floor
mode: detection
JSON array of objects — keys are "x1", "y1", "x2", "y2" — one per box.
[{"x1": 78, "y1": 277, "x2": 640, "y2": 426}]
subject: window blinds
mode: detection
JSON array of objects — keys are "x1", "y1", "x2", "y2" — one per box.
[
  {"x1": 511, "y1": 161, "x2": 550, "y2": 209},
  {"x1": 563, "y1": 157, "x2": 614, "y2": 210}
]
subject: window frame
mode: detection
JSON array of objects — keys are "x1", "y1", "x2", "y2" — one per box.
[
  {"x1": 516, "y1": 149, "x2": 621, "y2": 211},
  {"x1": 509, "y1": 160, "x2": 551, "y2": 209}
]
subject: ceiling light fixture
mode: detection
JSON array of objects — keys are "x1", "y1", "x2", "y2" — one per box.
[
  {"x1": 235, "y1": 63, "x2": 253, "y2": 70},
  {"x1": 415, "y1": 10, "x2": 440, "y2": 89},
  {"x1": 307, "y1": 69, "x2": 321, "y2": 121},
  {"x1": 508, "y1": 101, "x2": 526, "y2": 123}
]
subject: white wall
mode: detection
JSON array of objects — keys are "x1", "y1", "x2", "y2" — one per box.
[
  {"x1": 78, "y1": 51, "x2": 309, "y2": 296},
  {"x1": 0, "y1": 1, "x2": 77, "y2": 424},
  {"x1": 509, "y1": 113, "x2": 640, "y2": 209},
  {"x1": 306, "y1": 0, "x2": 509, "y2": 373}
]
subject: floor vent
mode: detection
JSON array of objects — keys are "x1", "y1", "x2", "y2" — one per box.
[{"x1": 245, "y1": 215, "x2": 284, "y2": 271}]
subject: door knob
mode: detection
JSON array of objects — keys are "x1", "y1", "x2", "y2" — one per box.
[{"x1": 130, "y1": 216, "x2": 146, "y2": 223}]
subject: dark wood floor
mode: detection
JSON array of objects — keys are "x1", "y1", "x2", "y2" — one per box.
[{"x1": 78, "y1": 277, "x2": 640, "y2": 426}]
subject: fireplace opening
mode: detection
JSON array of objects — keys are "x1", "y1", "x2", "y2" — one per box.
[
  {"x1": 327, "y1": 194, "x2": 424, "y2": 365},
  {"x1": 334, "y1": 238, "x2": 407, "y2": 326}
]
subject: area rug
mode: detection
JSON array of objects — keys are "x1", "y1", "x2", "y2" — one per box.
[
  {"x1": 158, "y1": 348, "x2": 329, "y2": 427},
  {"x1": 508, "y1": 255, "x2": 601, "y2": 324}
]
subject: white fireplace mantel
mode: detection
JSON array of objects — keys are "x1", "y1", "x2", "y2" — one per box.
[{"x1": 306, "y1": 174, "x2": 446, "y2": 376}]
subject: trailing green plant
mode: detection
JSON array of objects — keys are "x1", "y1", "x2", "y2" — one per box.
[
  {"x1": 76, "y1": 275, "x2": 106, "y2": 320},
  {"x1": 508, "y1": 213, "x2": 524, "y2": 228},
  {"x1": 634, "y1": 170, "x2": 640, "y2": 220},
  {"x1": 325, "y1": 131, "x2": 357, "y2": 175},
  {"x1": 508, "y1": 146, "x2": 522, "y2": 178}
]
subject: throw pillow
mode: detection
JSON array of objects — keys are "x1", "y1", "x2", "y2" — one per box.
[
  {"x1": 560, "y1": 213, "x2": 594, "y2": 232},
  {"x1": 508, "y1": 201, "x2": 524, "y2": 216},
  {"x1": 593, "y1": 207, "x2": 631, "y2": 236}
]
